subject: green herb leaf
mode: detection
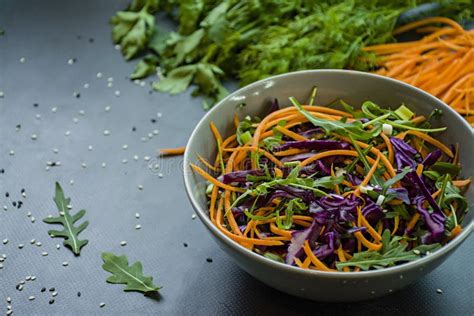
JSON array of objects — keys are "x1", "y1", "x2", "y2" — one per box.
[
  {"x1": 43, "y1": 182, "x2": 89, "y2": 256},
  {"x1": 263, "y1": 252, "x2": 284, "y2": 263},
  {"x1": 101, "y1": 252, "x2": 161, "y2": 294},
  {"x1": 431, "y1": 162, "x2": 461, "y2": 177},
  {"x1": 131, "y1": 54, "x2": 159, "y2": 79},
  {"x1": 382, "y1": 167, "x2": 411, "y2": 195},
  {"x1": 153, "y1": 64, "x2": 197, "y2": 94}
]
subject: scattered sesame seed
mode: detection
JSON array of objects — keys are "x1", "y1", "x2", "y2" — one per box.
[
  {"x1": 103, "y1": 130, "x2": 110, "y2": 136},
  {"x1": 2, "y1": 239, "x2": 8, "y2": 244},
  {"x1": 135, "y1": 224, "x2": 142, "y2": 230},
  {"x1": 31, "y1": 134, "x2": 38, "y2": 140},
  {"x1": 42, "y1": 252, "x2": 48, "y2": 256},
  {"x1": 120, "y1": 241, "x2": 127, "y2": 246},
  {"x1": 87, "y1": 145, "x2": 93, "y2": 151},
  {"x1": 21, "y1": 192, "x2": 26, "y2": 198},
  {"x1": 157, "y1": 112, "x2": 162, "y2": 118},
  {"x1": 191, "y1": 214, "x2": 197, "y2": 220},
  {"x1": 35, "y1": 114, "x2": 41, "y2": 119},
  {"x1": 141, "y1": 137, "x2": 147, "y2": 142},
  {"x1": 101, "y1": 162, "x2": 107, "y2": 168},
  {"x1": 114, "y1": 44, "x2": 121, "y2": 50},
  {"x1": 105, "y1": 105, "x2": 111, "y2": 112},
  {"x1": 137, "y1": 185, "x2": 143, "y2": 191},
  {"x1": 62, "y1": 261, "x2": 68, "y2": 267},
  {"x1": 9, "y1": 150, "x2": 15, "y2": 156},
  {"x1": 148, "y1": 133, "x2": 153, "y2": 139},
  {"x1": 122, "y1": 159, "x2": 128, "y2": 164},
  {"x1": 0, "y1": 263, "x2": 3, "y2": 269},
  {"x1": 2, "y1": 254, "x2": 6, "y2": 258},
  {"x1": 31, "y1": 276, "x2": 36, "y2": 281},
  {"x1": 67, "y1": 58, "x2": 75, "y2": 65},
  {"x1": 140, "y1": 81, "x2": 146, "y2": 87},
  {"x1": 437, "y1": 288, "x2": 443, "y2": 294},
  {"x1": 28, "y1": 296, "x2": 35, "y2": 301},
  {"x1": 41, "y1": 287, "x2": 46, "y2": 292},
  {"x1": 135, "y1": 213, "x2": 140, "y2": 219},
  {"x1": 0, "y1": 91, "x2": 4, "y2": 98},
  {"x1": 30, "y1": 238, "x2": 35, "y2": 244},
  {"x1": 15, "y1": 124, "x2": 21, "y2": 131},
  {"x1": 45, "y1": 166, "x2": 51, "y2": 171},
  {"x1": 107, "y1": 82, "x2": 113, "y2": 88},
  {"x1": 78, "y1": 110, "x2": 85, "y2": 116},
  {"x1": 77, "y1": 291, "x2": 81, "y2": 297},
  {"x1": 144, "y1": 156, "x2": 151, "y2": 161},
  {"x1": 52, "y1": 291, "x2": 58, "y2": 297},
  {"x1": 83, "y1": 83, "x2": 89, "y2": 89},
  {"x1": 133, "y1": 155, "x2": 139, "y2": 161},
  {"x1": 122, "y1": 144, "x2": 128, "y2": 150},
  {"x1": 53, "y1": 148, "x2": 59, "y2": 154},
  {"x1": 107, "y1": 77, "x2": 113, "y2": 82},
  {"x1": 7, "y1": 310, "x2": 12, "y2": 315},
  {"x1": 3, "y1": 205, "x2": 7, "y2": 211},
  {"x1": 51, "y1": 107, "x2": 57, "y2": 113},
  {"x1": 56, "y1": 244, "x2": 60, "y2": 250},
  {"x1": 73, "y1": 117, "x2": 79, "y2": 124},
  {"x1": 36, "y1": 241, "x2": 42, "y2": 247},
  {"x1": 18, "y1": 244, "x2": 24, "y2": 249},
  {"x1": 153, "y1": 129, "x2": 159, "y2": 135},
  {"x1": 114, "y1": 90, "x2": 120, "y2": 96},
  {"x1": 96, "y1": 72, "x2": 102, "y2": 78},
  {"x1": 31, "y1": 217, "x2": 36, "y2": 223},
  {"x1": 6, "y1": 297, "x2": 11, "y2": 303},
  {"x1": 20, "y1": 57, "x2": 26, "y2": 63},
  {"x1": 99, "y1": 302, "x2": 106, "y2": 308},
  {"x1": 65, "y1": 130, "x2": 71, "y2": 136},
  {"x1": 81, "y1": 162, "x2": 87, "y2": 168},
  {"x1": 158, "y1": 173, "x2": 163, "y2": 178},
  {"x1": 49, "y1": 287, "x2": 55, "y2": 292}
]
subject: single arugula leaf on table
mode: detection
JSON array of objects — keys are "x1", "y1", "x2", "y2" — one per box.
[
  {"x1": 43, "y1": 182, "x2": 89, "y2": 256},
  {"x1": 102, "y1": 252, "x2": 161, "y2": 294}
]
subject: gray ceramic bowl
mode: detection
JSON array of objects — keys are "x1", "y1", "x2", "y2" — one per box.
[{"x1": 183, "y1": 70, "x2": 473, "y2": 302}]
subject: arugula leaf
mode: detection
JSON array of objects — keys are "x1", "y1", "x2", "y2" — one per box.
[
  {"x1": 381, "y1": 167, "x2": 411, "y2": 195},
  {"x1": 101, "y1": 252, "x2": 161, "y2": 294},
  {"x1": 43, "y1": 182, "x2": 89, "y2": 256},
  {"x1": 131, "y1": 54, "x2": 159, "y2": 79},
  {"x1": 431, "y1": 162, "x2": 461, "y2": 177},
  {"x1": 337, "y1": 230, "x2": 441, "y2": 270},
  {"x1": 110, "y1": 0, "x2": 158, "y2": 60},
  {"x1": 263, "y1": 252, "x2": 284, "y2": 263},
  {"x1": 291, "y1": 97, "x2": 381, "y2": 141}
]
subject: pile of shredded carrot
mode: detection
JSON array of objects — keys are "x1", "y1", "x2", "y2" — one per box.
[
  {"x1": 364, "y1": 17, "x2": 474, "y2": 126},
  {"x1": 186, "y1": 99, "x2": 470, "y2": 272}
]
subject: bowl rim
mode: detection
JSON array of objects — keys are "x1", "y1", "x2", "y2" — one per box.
[{"x1": 183, "y1": 69, "x2": 473, "y2": 278}]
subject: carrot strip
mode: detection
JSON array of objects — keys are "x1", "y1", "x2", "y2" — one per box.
[
  {"x1": 270, "y1": 223, "x2": 292, "y2": 238},
  {"x1": 357, "y1": 207, "x2": 382, "y2": 242},
  {"x1": 406, "y1": 130, "x2": 453, "y2": 157},
  {"x1": 190, "y1": 164, "x2": 245, "y2": 193},
  {"x1": 303, "y1": 241, "x2": 335, "y2": 272},
  {"x1": 274, "y1": 125, "x2": 308, "y2": 141},
  {"x1": 197, "y1": 154, "x2": 217, "y2": 172},
  {"x1": 336, "y1": 246, "x2": 350, "y2": 272},
  {"x1": 355, "y1": 154, "x2": 381, "y2": 196},
  {"x1": 160, "y1": 147, "x2": 186, "y2": 156}
]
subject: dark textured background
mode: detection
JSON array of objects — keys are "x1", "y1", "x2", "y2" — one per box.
[{"x1": 0, "y1": 1, "x2": 472, "y2": 315}]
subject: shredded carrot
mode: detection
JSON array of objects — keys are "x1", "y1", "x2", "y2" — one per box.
[
  {"x1": 357, "y1": 206, "x2": 383, "y2": 242},
  {"x1": 355, "y1": 154, "x2": 381, "y2": 196},
  {"x1": 448, "y1": 225, "x2": 462, "y2": 241},
  {"x1": 336, "y1": 246, "x2": 350, "y2": 272},
  {"x1": 274, "y1": 125, "x2": 308, "y2": 141},
  {"x1": 197, "y1": 154, "x2": 217, "y2": 172},
  {"x1": 190, "y1": 164, "x2": 245, "y2": 193},
  {"x1": 160, "y1": 147, "x2": 186, "y2": 156},
  {"x1": 303, "y1": 241, "x2": 335, "y2": 272}
]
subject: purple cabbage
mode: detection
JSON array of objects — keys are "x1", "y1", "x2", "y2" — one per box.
[
  {"x1": 273, "y1": 140, "x2": 349, "y2": 152},
  {"x1": 422, "y1": 149, "x2": 442, "y2": 167},
  {"x1": 373, "y1": 187, "x2": 410, "y2": 204},
  {"x1": 310, "y1": 194, "x2": 360, "y2": 222},
  {"x1": 219, "y1": 170, "x2": 265, "y2": 184},
  {"x1": 390, "y1": 137, "x2": 421, "y2": 170},
  {"x1": 298, "y1": 128, "x2": 323, "y2": 139},
  {"x1": 361, "y1": 198, "x2": 384, "y2": 225},
  {"x1": 413, "y1": 196, "x2": 445, "y2": 244},
  {"x1": 286, "y1": 220, "x2": 320, "y2": 265}
]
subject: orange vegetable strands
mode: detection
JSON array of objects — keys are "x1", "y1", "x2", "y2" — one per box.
[
  {"x1": 159, "y1": 146, "x2": 186, "y2": 156},
  {"x1": 365, "y1": 17, "x2": 474, "y2": 123}
]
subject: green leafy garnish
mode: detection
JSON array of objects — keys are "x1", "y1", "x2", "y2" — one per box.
[
  {"x1": 102, "y1": 252, "x2": 161, "y2": 294},
  {"x1": 43, "y1": 182, "x2": 89, "y2": 256},
  {"x1": 131, "y1": 54, "x2": 159, "y2": 79},
  {"x1": 431, "y1": 162, "x2": 461, "y2": 177},
  {"x1": 263, "y1": 252, "x2": 284, "y2": 263},
  {"x1": 337, "y1": 230, "x2": 441, "y2": 270},
  {"x1": 394, "y1": 104, "x2": 414, "y2": 121}
]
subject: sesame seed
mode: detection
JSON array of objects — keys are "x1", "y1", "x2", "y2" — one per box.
[
  {"x1": 135, "y1": 224, "x2": 142, "y2": 230},
  {"x1": 70, "y1": 180, "x2": 74, "y2": 185},
  {"x1": 67, "y1": 58, "x2": 75, "y2": 65},
  {"x1": 141, "y1": 137, "x2": 147, "y2": 142},
  {"x1": 2, "y1": 254, "x2": 6, "y2": 258},
  {"x1": 31, "y1": 134, "x2": 38, "y2": 140},
  {"x1": 77, "y1": 291, "x2": 81, "y2": 297},
  {"x1": 73, "y1": 117, "x2": 79, "y2": 123},
  {"x1": 114, "y1": 90, "x2": 120, "y2": 96},
  {"x1": 137, "y1": 185, "x2": 143, "y2": 191},
  {"x1": 153, "y1": 129, "x2": 159, "y2": 135},
  {"x1": 99, "y1": 302, "x2": 106, "y2": 308},
  {"x1": 107, "y1": 77, "x2": 113, "y2": 82},
  {"x1": 7, "y1": 310, "x2": 12, "y2": 315},
  {"x1": 27, "y1": 211, "x2": 32, "y2": 217},
  {"x1": 103, "y1": 130, "x2": 110, "y2": 136},
  {"x1": 18, "y1": 244, "x2": 24, "y2": 249},
  {"x1": 0, "y1": 263, "x2": 3, "y2": 269},
  {"x1": 65, "y1": 130, "x2": 71, "y2": 136},
  {"x1": 20, "y1": 57, "x2": 26, "y2": 63},
  {"x1": 122, "y1": 159, "x2": 128, "y2": 164},
  {"x1": 78, "y1": 110, "x2": 85, "y2": 116},
  {"x1": 148, "y1": 133, "x2": 153, "y2": 139},
  {"x1": 97, "y1": 72, "x2": 102, "y2": 78},
  {"x1": 30, "y1": 239, "x2": 35, "y2": 244},
  {"x1": 52, "y1": 291, "x2": 58, "y2": 297},
  {"x1": 88, "y1": 145, "x2": 93, "y2": 151},
  {"x1": 31, "y1": 217, "x2": 35, "y2": 223},
  {"x1": 42, "y1": 252, "x2": 48, "y2": 256},
  {"x1": 49, "y1": 287, "x2": 55, "y2": 292},
  {"x1": 2, "y1": 239, "x2": 8, "y2": 244},
  {"x1": 51, "y1": 107, "x2": 57, "y2": 112},
  {"x1": 35, "y1": 114, "x2": 41, "y2": 119},
  {"x1": 413, "y1": 249, "x2": 421, "y2": 255},
  {"x1": 144, "y1": 156, "x2": 150, "y2": 161},
  {"x1": 107, "y1": 82, "x2": 113, "y2": 88},
  {"x1": 28, "y1": 296, "x2": 35, "y2": 301},
  {"x1": 36, "y1": 241, "x2": 42, "y2": 246},
  {"x1": 114, "y1": 44, "x2": 121, "y2": 50},
  {"x1": 62, "y1": 261, "x2": 68, "y2": 266},
  {"x1": 157, "y1": 112, "x2": 162, "y2": 118},
  {"x1": 206, "y1": 258, "x2": 213, "y2": 263},
  {"x1": 0, "y1": 258, "x2": 4, "y2": 262},
  {"x1": 0, "y1": 91, "x2": 4, "y2": 98},
  {"x1": 53, "y1": 148, "x2": 59, "y2": 154},
  {"x1": 81, "y1": 162, "x2": 87, "y2": 168},
  {"x1": 191, "y1": 214, "x2": 196, "y2": 220},
  {"x1": 56, "y1": 244, "x2": 60, "y2": 250},
  {"x1": 49, "y1": 299, "x2": 55, "y2": 304},
  {"x1": 101, "y1": 162, "x2": 107, "y2": 168},
  {"x1": 135, "y1": 213, "x2": 140, "y2": 219},
  {"x1": 437, "y1": 288, "x2": 443, "y2": 294},
  {"x1": 9, "y1": 150, "x2": 15, "y2": 156},
  {"x1": 45, "y1": 166, "x2": 50, "y2": 171},
  {"x1": 31, "y1": 276, "x2": 36, "y2": 281},
  {"x1": 140, "y1": 81, "x2": 146, "y2": 87},
  {"x1": 158, "y1": 173, "x2": 163, "y2": 178},
  {"x1": 183, "y1": 243, "x2": 188, "y2": 247},
  {"x1": 84, "y1": 83, "x2": 89, "y2": 89},
  {"x1": 120, "y1": 241, "x2": 127, "y2": 246},
  {"x1": 122, "y1": 144, "x2": 128, "y2": 150},
  {"x1": 105, "y1": 106, "x2": 111, "y2": 112},
  {"x1": 3, "y1": 205, "x2": 7, "y2": 211},
  {"x1": 133, "y1": 155, "x2": 139, "y2": 161},
  {"x1": 6, "y1": 297, "x2": 11, "y2": 303}
]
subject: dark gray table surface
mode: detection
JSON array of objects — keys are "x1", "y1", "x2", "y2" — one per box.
[{"x1": 0, "y1": 1, "x2": 473, "y2": 315}]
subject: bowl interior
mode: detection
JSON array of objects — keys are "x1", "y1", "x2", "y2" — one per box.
[{"x1": 184, "y1": 70, "x2": 473, "y2": 269}]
